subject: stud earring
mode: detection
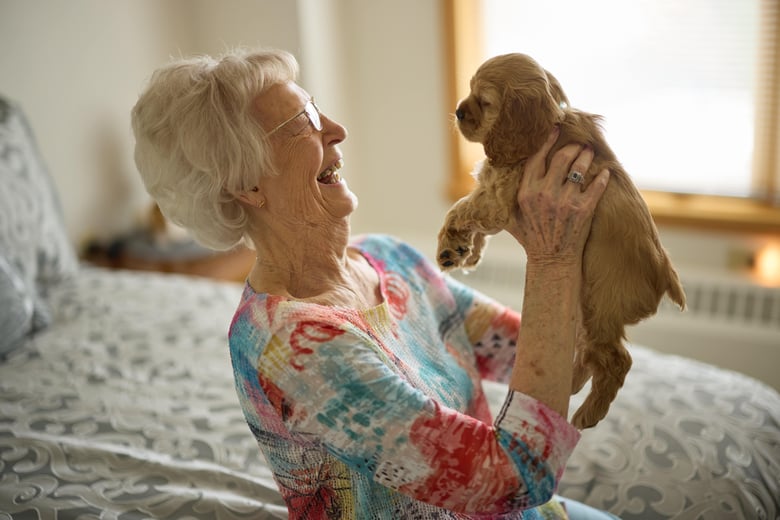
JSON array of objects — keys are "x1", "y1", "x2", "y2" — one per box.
[{"x1": 256, "y1": 199, "x2": 266, "y2": 209}]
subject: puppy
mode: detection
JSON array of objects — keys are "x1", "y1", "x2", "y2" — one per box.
[{"x1": 438, "y1": 53, "x2": 686, "y2": 429}]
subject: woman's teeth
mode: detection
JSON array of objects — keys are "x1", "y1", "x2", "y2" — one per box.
[{"x1": 317, "y1": 159, "x2": 344, "y2": 184}]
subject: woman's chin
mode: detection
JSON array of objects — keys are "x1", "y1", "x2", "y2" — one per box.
[{"x1": 322, "y1": 179, "x2": 358, "y2": 218}]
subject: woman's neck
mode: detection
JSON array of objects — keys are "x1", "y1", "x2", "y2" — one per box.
[{"x1": 247, "y1": 221, "x2": 382, "y2": 308}]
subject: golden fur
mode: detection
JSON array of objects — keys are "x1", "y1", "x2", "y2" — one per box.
[{"x1": 438, "y1": 53, "x2": 686, "y2": 429}]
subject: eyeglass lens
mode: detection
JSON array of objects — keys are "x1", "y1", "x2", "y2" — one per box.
[{"x1": 305, "y1": 101, "x2": 322, "y2": 131}]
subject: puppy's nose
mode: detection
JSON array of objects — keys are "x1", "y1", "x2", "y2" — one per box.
[{"x1": 455, "y1": 108, "x2": 465, "y2": 121}]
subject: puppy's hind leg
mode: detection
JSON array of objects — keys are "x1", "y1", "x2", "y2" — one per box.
[
  {"x1": 571, "y1": 337, "x2": 591, "y2": 395},
  {"x1": 570, "y1": 303, "x2": 591, "y2": 394},
  {"x1": 570, "y1": 341, "x2": 632, "y2": 429}
]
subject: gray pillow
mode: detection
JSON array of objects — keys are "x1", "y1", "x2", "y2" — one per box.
[
  {"x1": 0, "y1": 254, "x2": 34, "y2": 355},
  {"x1": 0, "y1": 96, "x2": 77, "y2": 353}
]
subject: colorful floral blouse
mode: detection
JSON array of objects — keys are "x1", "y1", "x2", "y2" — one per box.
[{"x1": 228, "y1": 234, "x2": 580, "y2": 519}]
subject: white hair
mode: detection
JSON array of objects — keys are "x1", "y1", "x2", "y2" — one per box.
[{"x1": 131, "y1": 48, "x2": 298, "y2": 250}]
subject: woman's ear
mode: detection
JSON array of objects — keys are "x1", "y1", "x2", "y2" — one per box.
[{"x1": 235, "y1": 187, "x2": 266, "y2": 209}]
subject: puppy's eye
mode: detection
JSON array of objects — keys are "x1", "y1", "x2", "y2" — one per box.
[{"x1": 477, "y1": 98, "x2": 492, "y2": 109}]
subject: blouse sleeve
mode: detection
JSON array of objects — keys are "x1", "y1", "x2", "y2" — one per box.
[
  {"x1": 445, "y1": 274, "x2": 523, "y2": 384},
  {"x1": 258, "y1": 322, "x2": 580, "y2": 515}
]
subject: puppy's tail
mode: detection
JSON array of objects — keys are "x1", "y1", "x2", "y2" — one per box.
[{"x1": 665, "y1": 261, "x2": 687, "y2": 311}]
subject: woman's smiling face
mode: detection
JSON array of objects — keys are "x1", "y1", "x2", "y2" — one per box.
[{"x1": 253, "y1": 81, "x2": 356, "y2": 225}]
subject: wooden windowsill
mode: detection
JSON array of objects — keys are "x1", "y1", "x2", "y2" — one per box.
[{"x1": 642, "y1": 191, "x2": 780, "y2": 234}]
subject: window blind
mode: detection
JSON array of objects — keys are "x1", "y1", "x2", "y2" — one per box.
[{"x1": 481, "y1": 0, "x2": 778, "y2": 201}]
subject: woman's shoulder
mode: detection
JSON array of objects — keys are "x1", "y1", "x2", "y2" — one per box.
[
  {"x1": 351, "y1": 233, "x2": 405, "y2": 251},
  {"x1": 229, "y1": 285, "x2": 354, "y2": 349},
  {"x1": 351, "y1": 233, "x2": 431, "y2": 269}
]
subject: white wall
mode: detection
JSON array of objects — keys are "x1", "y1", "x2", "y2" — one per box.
[
  {"x1": 0, "y1": 0, "x2": 302, "y2": 246},
  {"x1": 2, "y1": 0, "x2": 186, "y2": 244},
  {"x1": 327, "y1": 0, "x2": 452, "y2": 243}
]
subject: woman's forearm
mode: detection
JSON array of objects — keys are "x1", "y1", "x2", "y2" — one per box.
[
  {"x1": 502, "y1": 131, "x2": 608, "y2": 421},
  {"x1": 509, "y1": 262, "x2": 581, "y2": 418}
]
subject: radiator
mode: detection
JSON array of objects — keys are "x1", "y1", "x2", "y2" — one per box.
[{"x1": 451, "y1": 259, "x2": 780, "y2": 391}]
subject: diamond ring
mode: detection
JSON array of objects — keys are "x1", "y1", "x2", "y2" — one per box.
[{"x1": 567, "y1": 171, "x2": 585, "y2": 184}]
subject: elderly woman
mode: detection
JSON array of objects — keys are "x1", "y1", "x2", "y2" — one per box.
[{"x1": 131, "y1": 48, "x2": 615, "y2": 519}]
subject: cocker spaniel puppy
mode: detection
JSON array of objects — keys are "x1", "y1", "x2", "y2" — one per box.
[{"x1": 438, "y1": 53, "x2": 686, "y2": 429}]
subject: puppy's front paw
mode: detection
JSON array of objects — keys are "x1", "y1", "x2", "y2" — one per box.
[
  {"x1": 437, "y1": 245, "x2": 472, "y2": 271},
  {"x1": 437, "y1": 229, "x2": 472, "y2": 271}
]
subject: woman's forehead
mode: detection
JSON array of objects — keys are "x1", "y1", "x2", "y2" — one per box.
[{"x1": 254, "y1": 82, "x2": 309, "y2": 124}]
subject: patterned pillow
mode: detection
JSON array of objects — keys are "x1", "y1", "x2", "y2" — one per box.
[
  {"x1": 0, "y1": 96, "x2": 77, "y2": 353},
  {"x1": 0, "y1": 254, "x2": 34, "y2": 355}
]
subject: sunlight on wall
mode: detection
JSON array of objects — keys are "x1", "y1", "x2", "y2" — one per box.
[{"x1": 755, "y1": 243, "x2": 780, "y2": 286}]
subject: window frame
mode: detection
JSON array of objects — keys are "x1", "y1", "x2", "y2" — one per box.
[{"x1": 442, "y1": 0, "x2": 780, "y2": 234}]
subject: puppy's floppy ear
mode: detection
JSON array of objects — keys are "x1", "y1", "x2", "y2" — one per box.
[
  {"x1": 485, "y1": 78, "x2": 565, "y2": 167},
  {"x1": 484, "y1": 92, "x2": 527, "y2": 166},
  {"x1": 544, "y1": 69, "x2": 570, "y2": 108}
]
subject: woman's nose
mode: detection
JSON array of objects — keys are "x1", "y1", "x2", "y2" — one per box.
[{"x1": 323, "y1": 115, "x2": 347, "y2": 144}]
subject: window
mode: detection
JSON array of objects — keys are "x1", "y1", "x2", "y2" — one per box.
[{"x1": 443, "y1": 0, "x2": 780, "y2": 232}]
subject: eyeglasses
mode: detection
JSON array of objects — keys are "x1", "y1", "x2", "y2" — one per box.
[{"x1": 266, "y1": 99, "x2": 322, "y2": 136}]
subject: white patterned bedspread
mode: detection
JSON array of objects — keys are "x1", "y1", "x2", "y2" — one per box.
[{"x1": 1, "y1": 267, "x2": 778, "y2": 519}]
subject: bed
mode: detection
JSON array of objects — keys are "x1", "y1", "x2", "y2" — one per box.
[{"x1": 2, "y1": 97, "x2": 779, "y2": 519}]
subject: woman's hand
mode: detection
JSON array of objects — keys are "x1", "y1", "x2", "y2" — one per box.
[{"x1": 506, "y1": 128, "x2": 610, "y2": 267}]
